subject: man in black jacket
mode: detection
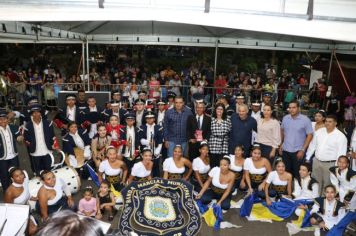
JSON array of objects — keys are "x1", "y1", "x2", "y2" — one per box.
[{"x1": 186, "y1": 102, "x2": 211, "y2": 161}]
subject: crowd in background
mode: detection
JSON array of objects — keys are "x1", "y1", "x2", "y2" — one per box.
[{"x1": 0, "y1": 51, "x2": 355, "y2": 235}]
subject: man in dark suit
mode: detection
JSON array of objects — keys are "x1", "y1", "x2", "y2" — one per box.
[
  {"x1": 0, "y1": 110, "x2": 23, "y2": 190},
  {"x1": 54, "y1": 94, "x2": 87, "y2": 132},
  {"x1": 186, "y1": 102, "x2": 211, "y2": 161},
  {"x1": 24, "y1": 104, "x2": 56, "y2": 176}
]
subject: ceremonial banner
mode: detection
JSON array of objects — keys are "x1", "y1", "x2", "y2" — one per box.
[{"x1": 119, "y1": 178, "x2": 201, "y2": 236}]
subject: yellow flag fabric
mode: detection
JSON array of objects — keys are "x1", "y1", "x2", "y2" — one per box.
[
  {"x1": 291, "y1": 209, "x2": 305, "y2": 227},
  {"x1": 110, "y1": 184, "x2": 121, "y2": 198},
  {"x1": 203, "y1": 208, "x2": 216, "y2": 227},
  {"x1": 250, "y1": 203, "x2": 283, "y2": 221}
]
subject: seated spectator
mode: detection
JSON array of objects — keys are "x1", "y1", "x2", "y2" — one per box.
[{"x1": 78, "y1": 186, "x2": 97, "y2": 217}]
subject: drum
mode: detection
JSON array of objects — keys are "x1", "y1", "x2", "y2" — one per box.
[
  {"x1": 28, "y1": 167, "x2": 81, "y2": 198},
  {"x1": 65, "y1": 147, "x2": 85, "y2": 168},
  {"x1": 52, "y1": 166, "x2": 81, "y2": 194}
]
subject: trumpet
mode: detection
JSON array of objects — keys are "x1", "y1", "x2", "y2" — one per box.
[{"x1": 127, "y1": 135, "x2": 133, "y2": 161}]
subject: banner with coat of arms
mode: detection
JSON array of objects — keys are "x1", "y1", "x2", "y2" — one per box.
[{"x1": 118, "y1": 178, "x2": 202, "y2": 236}]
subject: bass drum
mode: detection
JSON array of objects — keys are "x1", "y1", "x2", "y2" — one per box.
[
  {"x1": 28, "y1": 167, "x2": 81, "y2": 210},
  {"x1": 52, "y1": 166, "x2": 81, "y2": 194}
]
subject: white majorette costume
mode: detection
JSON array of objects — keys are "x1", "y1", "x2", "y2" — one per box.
[
  {"x1": 98, "y1": 159, "x2": 123, "y2": 191},
  {"x1": 329, "y1": 166, "x2": 356, "y2": 209},
  {"x1": 12, "y1": 176, "x2": 30, "y2": 205},
  {"x1": 292, "y1": 175, "x2": 319, "y2": 200},
  {"x1": 310, "y1": 197, "x2": 346, "y2": 230},
  {"x1": 243, "y1": 157, "x2": 267, "y2": 189},
  {"x1": 192, "y1": 157, "x2": 211, "y2": 183},
  {"x1": 265, "y1": 170, "x2": 288, "y2": 196},
  {"x1": 163, "y1": 157, "x2": 185, "y2": 180},
  {"x1": 131, "y1": 161, "x2": 151, "y2": 182},
  {"x1": 228, "y1": 154, "x2": 243, "y2": 185}
]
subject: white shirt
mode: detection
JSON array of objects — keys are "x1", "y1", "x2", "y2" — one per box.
[
  {"x1": 124, "y1": 126, "x2": 136, "y2": 158},
  {"x1": 136, "y1": 111, "x2": 144, "y2": 127},
  {"x1": 88, "y1": 106, "x2": 98, "y2": 139},
  {"x1": 0, "y1": 125, "x2": 17, "y2": 160},
  {"x1": 196, "y1": 115, "x2": 203, "y2": 130},
  {"x1": 67, "y1": 106, "x2": 76, "y2": 121},
  {"x1": 292, "y1": 176, "x2": 319, "y2": 200},
  {"x1": 306, "y1": 127, "x2": 347, "y2": 162},
  {"x1": 69, "y1": 131, "x2": 85, "y2": 150},
  {"x1": 351, "y1": 128, "x2": 356, "y2": 171},
  {"x1": 251, "y1": 111, "x2": 261, "y2": 123},
  {"x1": 31, "y1": 119, "x2": 50, "y2": 156},
  {"x1": 157, "y1": 110, "x2": 165, "y2": 126}
]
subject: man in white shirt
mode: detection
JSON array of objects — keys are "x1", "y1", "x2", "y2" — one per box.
[
  {"x1": 0, "y1": 110, "x2": 23, "y2": 190},
  {"x1": 306, "y1": 115, "x2": 347, "y2": 194},
  {"x1": 24, "y1": 105, "x2": 56, "y2": 176}
]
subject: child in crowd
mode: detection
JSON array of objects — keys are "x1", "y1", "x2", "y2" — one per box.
[
  {"x1": 78, "y1": 186, "x2": 97, "y2": 217},
  {"x1": 96, "y1": 180, "x2": 116, "y2": 221}
]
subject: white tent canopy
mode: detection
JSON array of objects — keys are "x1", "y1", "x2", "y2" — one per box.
[{"x1": 0, "y1": 0, "x2": 356, "y2": 53}]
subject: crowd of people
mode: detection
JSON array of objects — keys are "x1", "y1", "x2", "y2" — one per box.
[{"x1": 0, "y1": 63, "x2": 355, "y2": 235}]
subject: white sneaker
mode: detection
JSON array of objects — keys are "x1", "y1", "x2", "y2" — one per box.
[{"x1": 232, "y1": 189, "x2": 237, "y2": 196}]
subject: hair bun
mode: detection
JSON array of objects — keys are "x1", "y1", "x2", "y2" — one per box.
[{"x1": 8, "y1": 166, "x2": 16, "y2": 173}]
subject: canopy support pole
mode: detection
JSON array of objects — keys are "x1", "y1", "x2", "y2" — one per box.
[
  {"x1": 212, "y1": 40, "x2": 218, "y2": 103},
  {"x1": 86, "y1": 40, "x2": 90, "y2": 91},
  {"x1": 82, "y1": 42, "x2": 85, "y2": 87},
  {"x1": 326, "y1": 50, "x2": 333, "y2": 85}
]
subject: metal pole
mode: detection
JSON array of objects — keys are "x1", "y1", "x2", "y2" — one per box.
[
  {"x1": 326, "y1": 50, "x2": 333, "y2": 85},
  {"x1": 82, "y1": 42, "x2": 85, "y2": 86},
  {"x1": 86, "y1": 40, "x2": 90, "y2": 91},
  {"x1": 212, "y1": 40, "x2": 218, "y2": 103}
]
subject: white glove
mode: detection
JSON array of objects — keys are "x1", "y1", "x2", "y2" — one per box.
[
  {"x1": 140, "y1": 139, "x2": 149, "y2": 146},
  {"x1": 154, "y1": 144, "x2": 162, "y2": 157},
  {"x1": 84, "y1": 146, "x2": 91, "y2": 160},
  {"x1": 68, "y1": 154, "x2": 78, "y2": 168}
]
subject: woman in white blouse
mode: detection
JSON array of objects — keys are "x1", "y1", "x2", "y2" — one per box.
[
  {"x1": 255, "y1": 104, "x2": 281, "y2": 165},
  {"x1": 127, "y1": 147, "x2": 153, "y2": 183},
  {"x1": 192, "y1": 142, "x2": 211, "y2": 192}
]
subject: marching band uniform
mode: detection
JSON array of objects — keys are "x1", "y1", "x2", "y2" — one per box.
[
  {"x1": 19, "y1": 96, "x2": 49, "y2": 127},
  {"x1": 101, "y1": 100, "x2": 127, "y2": 125},
  {"x1": 133, "y1": 99, "x2": 147, "y2": 128},
  {"x1": 120, "y1": 113, "x2": 140, "y2": 171},
  {"x1": 163, "y1": 157, "x2": 185, "y2": 180},
  {"x1": 243, "y1": 157, "x2": 268, "y2": 189},
  {"x1": 191, "y1": 156, "x2": 211, "y2": 191},
  {"x1": 292, "y1": 175, "x2": 319, "y2": 200},
  {"x1": 62, "y1": 128, "x2": 91, "y2": 168},
  {"x1": 98, "y1": 159, "x2": 124, "y2": 191},
  {"x1": 310, "y1": 197, "x2": 346, "y2": 230},
  {"x1": 200, "y1": 167, "x2": 232, "y2": 210},
  {"x1": 228, "y1": 154, "x2": 244, "y2": 190},
  {"x1": 24, "y1": 105, "x2": 55, "y2": 176},
  {"x1": 329, "y1": 166, "x2": 356, "y2": 209},
  {"x1": 138, "y1": 111, "x2": 163, "y2": 177},
  {"x1": 84, "y1": 104, "x2": 103, "y2": 138},
  {"x1": 54, "y1": 94, "x2": 87, "y2": 132},
  {"x1": 0, "y1": 111, "x2": 21, "y2": 190},
  {"x1": 131, "y1": 161, "x2": 152, "y2": 182},
  {"x1": 155, "y1": 99, "x2": 166, "y2": 127}
]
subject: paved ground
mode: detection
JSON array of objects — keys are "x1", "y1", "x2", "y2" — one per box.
[{"x1": 0, "y1": 126, "x2": 314, "y2": 236}]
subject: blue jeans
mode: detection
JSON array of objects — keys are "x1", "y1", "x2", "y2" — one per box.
[{"x1": 167, "y1": 141, "x2": 187, "y2": 158}]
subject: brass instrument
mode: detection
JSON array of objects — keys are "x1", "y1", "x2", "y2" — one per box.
[
  {"x1": 127, "y1": 135, "x2": 134, "y2": 161},
  {"x1": 0, "y1": 76, "x2": 7, "y2": 96}
]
